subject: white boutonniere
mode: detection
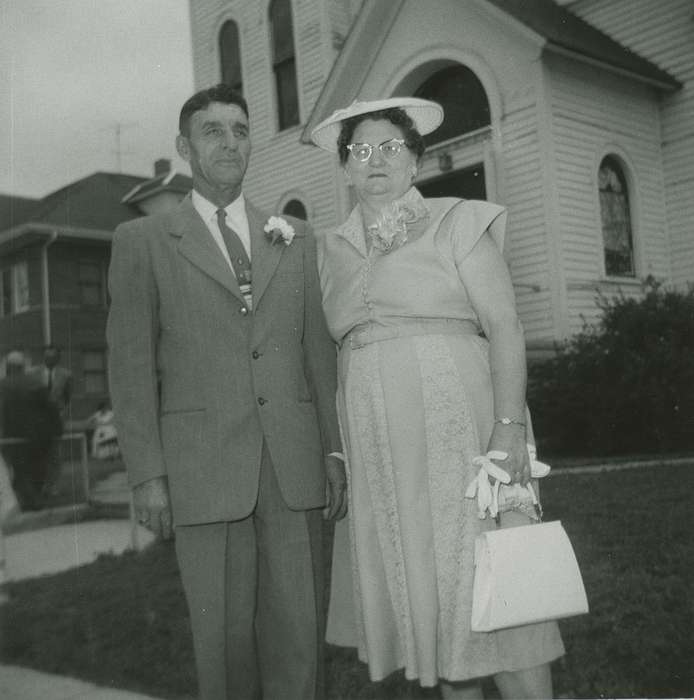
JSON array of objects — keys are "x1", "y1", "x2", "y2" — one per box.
[{"x1": 264, "y1": 216, "x2": 296, "y2": 246}]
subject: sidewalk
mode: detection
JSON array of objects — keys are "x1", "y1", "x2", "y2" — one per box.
[
  {"x1": 1, "y1": 472, "x2": 163, "y2": 700},
  {"x1": 0, "y1": 665, "x2": 164, "y2": 700}
]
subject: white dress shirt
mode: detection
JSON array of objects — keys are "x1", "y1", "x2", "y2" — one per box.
[{"x1": 191, "y1": 190, "x2": 252, "y2": 271}]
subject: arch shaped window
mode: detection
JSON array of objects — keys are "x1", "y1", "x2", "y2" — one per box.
[
  {"x1": 282, "y1": 198, "x2": 307, "y2": 220},
  {"x1": 599, "y1": 156, "x2": 635, "y2": 276},
  {"x1": 269, "y1": 0, "x2": 299, "y2": 130},
  {"x1": 219, "y1": 20, "x2": 242, "y2": 93},
  {"x1": 414, "y1": 65, "x2": 491, "y2": 146}
]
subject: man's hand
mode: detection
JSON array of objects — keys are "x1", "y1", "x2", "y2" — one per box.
[
  {"x1": 323, "y1": 455, "x2": 348, "y2": 521},
  {"x1": 133, "y1": 476, "x2": 174, "y2": 540}
]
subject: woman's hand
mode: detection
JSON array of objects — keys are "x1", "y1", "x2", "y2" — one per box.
[{"x1": 488, "y1": 423, "x2": 530, "y2": 485}]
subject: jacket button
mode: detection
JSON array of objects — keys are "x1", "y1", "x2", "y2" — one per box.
[
  {"x1": 257, "y1": 397, "x2": 266, "y2": 405},
  {"x1": 239, "y1": 306, "x2": 248, "y2": 315},
  {"x1": 252, "y1": 350, "x2": 260, "y2": 359}
]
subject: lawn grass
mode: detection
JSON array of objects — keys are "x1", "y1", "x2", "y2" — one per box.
[{"x1": 1, "y1": 463, "x2": 693, "y2": 699}]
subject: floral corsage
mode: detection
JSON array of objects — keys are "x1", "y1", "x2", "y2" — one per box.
[
  {"x1": 264, "y1": 216, "x2": 296, "y2": 246},
  {"x1": 366, "y1": 189, "x2": 429, "y2": 253}
]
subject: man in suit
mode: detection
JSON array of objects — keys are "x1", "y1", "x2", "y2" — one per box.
[
  {"x1": 34, "y1": 345, "x2": 73, "y2": 415},
  {"x1": 106, "y1": 84, "x2": 346, "y2": 700},
  {"x1": 31, "y1": 345, "x2": 72, "y2": 495}
]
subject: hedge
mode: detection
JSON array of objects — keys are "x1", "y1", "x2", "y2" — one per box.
[{"x1": 528, "y1": 277, "x2": 694, "y2": 457}]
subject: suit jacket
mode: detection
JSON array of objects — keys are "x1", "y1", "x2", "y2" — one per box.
[{"x1": 106, "y1": 195, "x2": 341, "y2": 526}]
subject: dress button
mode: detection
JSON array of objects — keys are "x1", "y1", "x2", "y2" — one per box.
[
  {"x1": 252, "y1": 350, "x2": 260, "y2": 359},
  {"x1": 257, "y1": 397, "x2": 266, "y2": 405},
  {"x1": 239, "y1": 306, "x2": 248, "y2": 315}
]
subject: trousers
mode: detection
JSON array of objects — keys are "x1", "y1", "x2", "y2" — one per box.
[{"x1": 175, "y1": 442, "x2": 325, "y2": 700}]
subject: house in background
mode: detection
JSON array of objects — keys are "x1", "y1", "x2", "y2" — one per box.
[
  {"x1": 0, "y1": 160, "x2": 191, "y2": 421},
  {"x1": 188, "y1": 0, "x2": 692, "y2": 359}
]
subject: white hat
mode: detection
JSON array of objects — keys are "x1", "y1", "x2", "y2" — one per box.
[{"x1": 310, "y1": 97, "x2": 444, "y2": 153}]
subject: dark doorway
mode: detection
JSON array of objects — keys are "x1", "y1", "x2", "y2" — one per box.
[
  {"x1": 414, "y1": 65, "x2": 491, "y2": 147},
  {"x1": 419, "y1": 163, "x2": 486, "y2": 200}
]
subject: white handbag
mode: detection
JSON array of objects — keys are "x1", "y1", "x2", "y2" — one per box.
[
  {"x1": 467, "y1": 447, "x2": 588, "y2": 632},
  {"x1": 471, "y1": 519, "x2": 589, "y2": 632}
]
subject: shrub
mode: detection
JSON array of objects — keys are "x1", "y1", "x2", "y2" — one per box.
[{"x1": 528, "y1": 277, "x2": 694, "y2": 457}]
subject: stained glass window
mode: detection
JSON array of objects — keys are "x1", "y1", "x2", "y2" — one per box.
[{"x1": 599, "y1": 156, "x2": 634, "y2": 276}]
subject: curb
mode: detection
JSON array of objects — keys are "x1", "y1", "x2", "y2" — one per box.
[{"x1": 549, "y1": 455, "x2": 694, "y2": 476}]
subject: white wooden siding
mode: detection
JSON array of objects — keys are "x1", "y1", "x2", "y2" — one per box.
[
  {"x1": 188, "y1": 0, "x2": 341, "y2": 230},
  {"x1": 546, "y1": 52, "x2": 672, "y2": 335},
  {"x1": 569, "y1": 0, "x2": 694, "y2": 289},
  {"x1": 500, "y1": 104, "x2": 556, "y2": 341}
]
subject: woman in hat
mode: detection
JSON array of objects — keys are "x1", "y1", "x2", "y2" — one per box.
[{"x1": 311, "y1": 98, "x2": 564, "y2": 698}]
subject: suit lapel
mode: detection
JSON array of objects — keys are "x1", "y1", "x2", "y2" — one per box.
[
  {"x1": 248, "y1": 201, "x2": 283, "y2": 310},
  {"x1": 170, "y1": 196, "x2": 244, "y2": 302}
]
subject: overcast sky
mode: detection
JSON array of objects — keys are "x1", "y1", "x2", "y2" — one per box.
[{"x1": 0, "y1": 0, "x2": 195, "y2": 199}]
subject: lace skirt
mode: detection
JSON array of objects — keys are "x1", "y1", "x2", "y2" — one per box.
[{"x1": 327, "y1": 332, "x2": 564, "y2": 685}]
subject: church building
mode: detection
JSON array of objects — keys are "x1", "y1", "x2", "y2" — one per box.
[{"x1": 187, "y1": 0, "x2": 693, "y2": 357}]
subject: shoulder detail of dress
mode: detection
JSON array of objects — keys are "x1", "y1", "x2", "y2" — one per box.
[{"x1": 429, "y1": 198, "x2": 507, "y2": 263}]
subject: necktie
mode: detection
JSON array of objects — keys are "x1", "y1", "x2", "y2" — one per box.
[
  {"x1": 47, "y1": 368, "x2": 53, "y2": 393},
  {"x1": 216, "y1": 209, "x2": 252, "y2": 309}
]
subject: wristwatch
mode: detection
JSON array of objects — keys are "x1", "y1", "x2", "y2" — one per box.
[{"x1": 495, "y1": 417, "x2": 526, "y2": 427}]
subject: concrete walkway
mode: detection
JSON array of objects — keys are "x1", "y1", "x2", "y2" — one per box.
[
  {"x1": 0, "y1": 471, "x2": 164, "y2": 700},
  {"x1": 0, "y1": 665, "x2": 164, "y2": 700},
  {"x1": 3, "y1": 518, "x2": 154, "y2": 582}
]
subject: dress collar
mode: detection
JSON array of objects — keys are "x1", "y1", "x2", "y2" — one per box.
[{"x1": 337, "y1": 186, "x2": 430, "y2": 255}]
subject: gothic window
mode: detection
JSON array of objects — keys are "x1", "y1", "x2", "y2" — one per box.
[
  {"x1": 269, "y1": 0, "x2": 299, "y2": 130},
  {"x1": 282, "y1": 199, "x2": 307, "y2": 220},
  {"x1": 414, "y1": 65, "x2": 491, "y2": 146},
  {"x1": 599, "y1": 156, "x2": 635, "y2": 277},
  {"x1": 219, "y1": 20, "x2": 242, "y2": 93}
]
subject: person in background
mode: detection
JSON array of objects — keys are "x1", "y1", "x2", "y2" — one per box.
[
  {"x1": 30, "y1": 344, "x2": 72, "y2": 496},
  {"x1": 107, "y1": 84, "x2": 346, "y2": 700},
  {"x1": 0, "y1": 351, "x2": 61, "y2": 510},
  {"x1": 0, "y1": 449, "x2": 21, "y2": 602},
  {"x1": 310, "y1": 97, "x2": 564, "y2": 699},
  {"x1": 87, "y1": 401, "x2": 119, "y2": 460}
]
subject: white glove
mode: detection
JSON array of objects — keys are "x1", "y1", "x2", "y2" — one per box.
[{"x1": 465, "y1": 444, "x2": 550, "y2": 520}]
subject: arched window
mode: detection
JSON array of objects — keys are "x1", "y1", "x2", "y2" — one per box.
[
  {"x1": 269, "y1": 0, "x2": 299, "y2": 130},
  {"x1": 599, "y1": 156, "x2": 635, "y2": 276},
  {"x1": 282, "y1": 198, "x2": 307, "y2": 220},
  {"x1": 414, "y1": 65, "x2": 490, "y2": 146},
  {"x1": 219, "y1": 20, "x2": 242, "y2": 93}
]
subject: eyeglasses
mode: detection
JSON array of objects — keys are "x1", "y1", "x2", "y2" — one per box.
[{"x1": 346, "y1": 138, "x2": 406, "y2": 162}]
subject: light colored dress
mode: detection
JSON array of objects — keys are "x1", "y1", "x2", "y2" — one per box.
[{"x1": 316, "y1": 187, "x2": 564, "y2": 685}]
